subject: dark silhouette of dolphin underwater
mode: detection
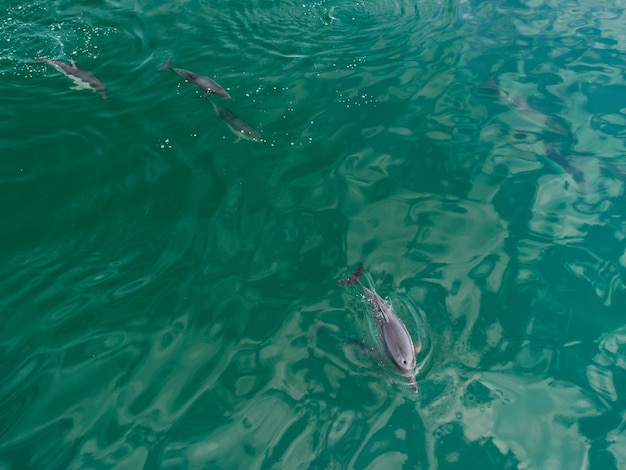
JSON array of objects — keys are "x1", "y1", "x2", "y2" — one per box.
[
  {"x1": 35, "y1": 58, "x2": 107, "y2": 99},
  {"x1": 481, "y1": 76, "x2": 568, "y2": 136},
  {"x1": 207, "y1": 97, "x2": 261, "y2": 142},
  {"x1": 339, "y1": 264, "x2": 421, "y2": 392},
  {"x1": 159, "y1": 57, "x2": 232, "y2": 100}
]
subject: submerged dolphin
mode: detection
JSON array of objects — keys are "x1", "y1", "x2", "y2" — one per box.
[
  {"x1": 339, "y1": 264, "x2": 420, "y2": 392},
  {"x1": 159, "y1": 57, "x2": 232, "y2": 99},
  {"x1": 481, "y1": 77, "x2": 567, "y2": 136},
  {"x1": 207, "y1": 97, "x2": 261, "y2": 142},
  {"x1": 35, "y1": 58, "x2": 107, "y2": 99}
]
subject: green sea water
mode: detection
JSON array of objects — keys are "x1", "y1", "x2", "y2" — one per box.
[{"x1": 3, "y1": 0, "x2": 626, "y2": 468}]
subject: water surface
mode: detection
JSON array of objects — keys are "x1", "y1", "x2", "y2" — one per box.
[{"x1": 2, "y1": 0, "x2": 626, "y2": 468}]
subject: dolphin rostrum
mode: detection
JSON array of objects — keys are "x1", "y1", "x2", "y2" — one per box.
[
  {"x1": 339, "y1": 264, "x2": 421, "y2": 392},
  {"x1": 159, "y1": 56, "x2": 232, "y2": 100},
  {"x1": 207, "y1": 97, "x2": 261, "y2": 142},
  {"x1": 35, "y1": 58, "x2": 107, "y2": 99}
]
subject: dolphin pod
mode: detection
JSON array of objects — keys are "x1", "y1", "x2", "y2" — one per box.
[
  {"x1": 33, "y1": 55, "x2": 432, "y2": 393},
  {"x1": 33, "y1": 54, "x2": 261, "y2": 142},
  {"x1": 339, "y1": 264, "x2": 421, "y2": 393},
  {"x1": 158, "y1": 56, "x2": 261, "y2": 142}
]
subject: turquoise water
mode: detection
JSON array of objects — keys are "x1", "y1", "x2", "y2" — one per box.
[{"x1": 2, "y1": 0, "x2": 626, "y2": 467}]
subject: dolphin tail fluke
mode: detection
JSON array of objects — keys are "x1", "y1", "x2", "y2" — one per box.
[
  {"x1": 338, "y1": 264, "x2": 364, "y2": 286},
  {"x1": 158, "y1": 56, "x2": 172, "y2": 72}
]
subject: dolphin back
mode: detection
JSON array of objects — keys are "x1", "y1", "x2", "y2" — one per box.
[
  {"x1": 161, "y1": 60, "x2": 232, "y2": 99},
  {"x1": 381, "y1": 311, "x2": 416, "y2": 372},
  {"x1": 175, "y1": 67, "x2": 232, "y2": 99}
]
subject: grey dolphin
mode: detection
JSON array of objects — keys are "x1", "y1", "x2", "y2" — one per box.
[
  {"x1": 159, "y1": 57, "x2": 232, "y2": 99},
  {"x1": 207, "y1": 97, "x2": 261, "y2": 142},
  {"x1": 35, "y1": 58, "x2": 107, "y2": 99},
  {"x1": 339, "y1": 264, "x2": 420, "y2": 392}
]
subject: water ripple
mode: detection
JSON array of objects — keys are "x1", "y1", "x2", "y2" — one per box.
[{"x1": 3, "y1": 0, "x2": 626, "y2": 467}]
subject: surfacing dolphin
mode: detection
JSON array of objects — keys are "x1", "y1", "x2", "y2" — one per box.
[
  {"x1": 207, "y1": 97, "x2": 261, "y2": 142},
  {"x1": 35, "y1": 58, "x2": 107, "y2": 99},
  {"x1": 339, "y1": 264, "x2": 421, "y2": 392},
  {"x1": 159, "y1": 56, "x2": 232, "y2": 100}
]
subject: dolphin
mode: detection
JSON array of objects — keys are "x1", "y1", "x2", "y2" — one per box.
[
  {"x1": 35, "y1": 58, "x2": 107, "y2": 99},
  {"x1": 481, "y1": 76, "x2": 568, "y2": 136},
  {"x1": 207, "y1": 97, "x2": 261, "y2": 142},
  {"x1": 159, "y1": 56, "x2": 232, "y2": 99},
  {"x1": 338, "y1": 264, "x2": 420, "y2": 392}
]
